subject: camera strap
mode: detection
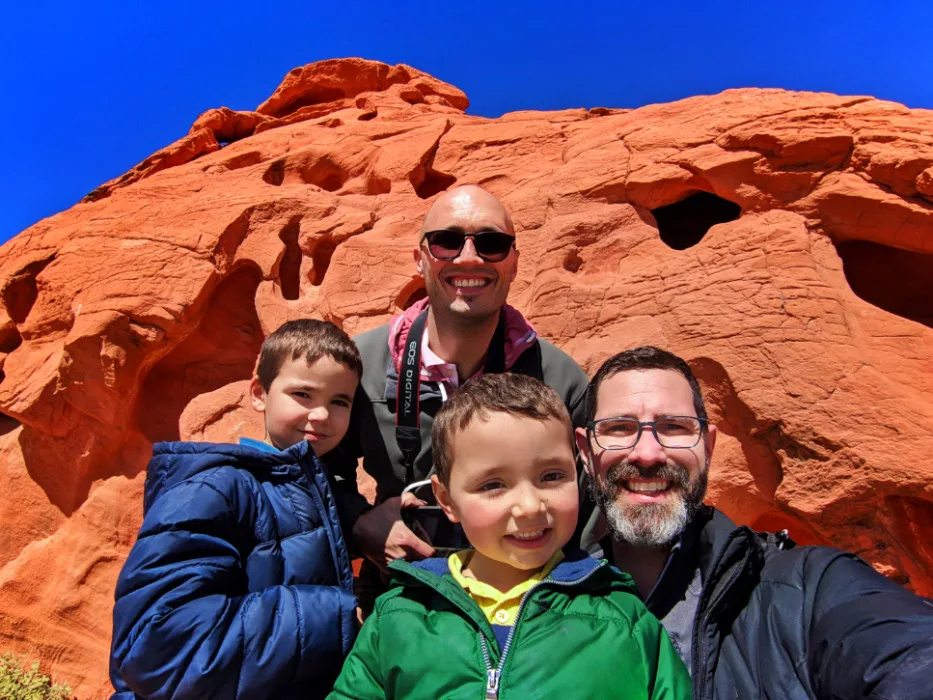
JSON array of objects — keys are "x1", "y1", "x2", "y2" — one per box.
[{"x1": 395, "y1": 308, "x2": 507, "y2": 479}]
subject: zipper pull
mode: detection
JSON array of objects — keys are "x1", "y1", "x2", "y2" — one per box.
[{"x1": 485, "y1": 669, "x2": 501, "y2": 699}]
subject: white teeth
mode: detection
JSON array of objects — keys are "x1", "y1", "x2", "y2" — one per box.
[
  {"x1": 510, "y1": 529, "x2": 545, "y2": 540},
  {"x1": 625, "y1": 481, "x2": 670, "y2": 493},
  {"x1": 450, "y1": 278, "x2": 489, "y2": 288}
]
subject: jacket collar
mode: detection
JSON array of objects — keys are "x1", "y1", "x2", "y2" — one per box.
[
  {"x1": 640, "y1": 506, "x2": 763, "y2": 614},
  {"x1": 386, "y1": 298, "x2": 538, "y2": 381},
  {"x1": 407, "y1": 547, "x2": 607, "y2": 583},
  {"x1": 144, "y1": 439, "x2": 317, "y2": 513},
  {"x1": 389, "y1": 549, "x2": 622, "y2": 635}
]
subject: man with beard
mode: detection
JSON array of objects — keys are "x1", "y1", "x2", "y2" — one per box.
[
  {"x1": 331, "y1": 185, "x2": 588, "y2": 610},
  {"x1": 576, "y1": 346, "x2": 933, "y2": 700}
]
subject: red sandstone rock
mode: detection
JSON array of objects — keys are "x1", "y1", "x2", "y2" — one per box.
[{"x1": 2, "y1": 59, "x2": 933, "y2": 696}]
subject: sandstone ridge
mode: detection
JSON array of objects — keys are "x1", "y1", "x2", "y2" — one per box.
[{"x1": 1, "y1": 58, "x2": 932, "y2": 697}]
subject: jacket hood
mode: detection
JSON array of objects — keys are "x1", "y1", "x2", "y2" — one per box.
[
  {"x1": 386, "y1": 298, "x2": 538, "y2": 380},
  {"x1": 143, "y1": 439, "x2": 315, "y2": 515}
]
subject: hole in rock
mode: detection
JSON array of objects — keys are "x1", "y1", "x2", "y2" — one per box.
[
  {"x1": 0, "y1": 410, "x2": 20, "y2": 437},
  {"x1": 837, "y1": 240, "x2": 933, "y2": 328},
  {"x1": 300, "y1": 158, "x2": 348, "y2": 192},
  {"x1": 278, "y1": 219, "x2": 302, "y2": 300},
  {"x1": 285, "y1": 87, "x2": 346, "y2": 114},
  {"x1": 416, "y1": 170, "x2": 457, "y2": 200},
  {"x1": 563, "y1": 249, "x2": 583, "y2": 274},
  {"x1": 137, "y1": 264, "x2": 264, "y2": 443},
  {"x1": 358, "y1": 110, "x2": 377, "y2": 122},
  {"x1": 399, "y1": 88, "x2": 424, "y2": 105},
  {"x1": 2, "y1": 255, "x2": 55, "y2": 324},
  {"x1": 879, "y1": 496, "x2": 933, "y2": 592},
  {"x1": 0, "y1": 326, "x2": 22, "y2": 354},
  {"x1": 750, "y1": 510, "x2": 825, "y2": 546},
  {"x1": 263, "y1": 159, "x2": 285, "y2": 186},
  {"x1": 309, "y1": 237, "x2": 338, "y2": 286},
  {"x1": 651, "y1": 192, "x2": 741, "y2": 250}
]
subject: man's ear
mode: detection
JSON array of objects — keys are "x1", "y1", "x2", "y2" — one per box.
[
  {"x1": 249, "y1": 377, "x2": 267, "y2": 413},
  {"x1": 574, "y1": 427, "x2": 594, "y2": 476},
  {"x1": 431, "y1": 474, "x2": 460, "y2": 524},
  {"x1": 704, "y1": 423, "x2": 718, "y2": 465},
  {"x1": 413, "y1": 244, "x2": 425, "y2": 276},
  {"x1": 509, "y1": 247, "x2": 520, "y2": 282}
]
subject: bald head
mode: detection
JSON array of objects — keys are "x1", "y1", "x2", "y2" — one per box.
[{"x1": 421, "y1": 185, "x2": 514, "y2": 237}]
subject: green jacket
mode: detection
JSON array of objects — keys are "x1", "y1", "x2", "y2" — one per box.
[{"x1": 329, "y1": 551, "x2": 692, "y2": 699}]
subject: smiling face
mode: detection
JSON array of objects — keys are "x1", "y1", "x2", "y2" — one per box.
[
  {"x1": 575, "y1": 368, "x2": 717, "y2": 548},
  {"x1": 250, "y1": 354, "x2": 358, "y2": 455},
  {"x1": 433, "y1": 411, "x2": 578, "y2": 591},
  {"x1": 414, "y1": 186, "x2": 519, "y2": 324}
]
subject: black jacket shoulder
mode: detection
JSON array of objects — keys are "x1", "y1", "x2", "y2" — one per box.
[{"x1": 689, "y1": 507, "x2": 933, "y2": 700}]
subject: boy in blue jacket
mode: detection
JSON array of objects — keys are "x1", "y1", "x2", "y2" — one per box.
[{"x1": 110, "y1": 320, "x2": 362, "y2": 700}]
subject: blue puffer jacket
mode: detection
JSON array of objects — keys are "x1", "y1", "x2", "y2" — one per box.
[{"x1": 109, "y1": 439, "x2": 358, "y2": 700}]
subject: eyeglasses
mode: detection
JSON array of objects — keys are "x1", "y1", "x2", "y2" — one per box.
[
  {"x1": 587, "y1": 416, "x2": 707, "y2": 451},
  {"x1": 421, "y1": 229, "x2": 516, "y2": 263}
]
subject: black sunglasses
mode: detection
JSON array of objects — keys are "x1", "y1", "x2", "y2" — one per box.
[{"x1": 422, "y1": 229, "x2": 516, "y2": 263}]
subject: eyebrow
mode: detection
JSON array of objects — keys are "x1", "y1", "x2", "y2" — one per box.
[
  {"x1": 467, "y1": 457, "x2": 572, "y2": 481},
  {"x1": 466, "y1": 465, "x2": 508, "y2": 482},
  {"x1": 288, "y1": 384, "x2": 354, "y2": 402}
]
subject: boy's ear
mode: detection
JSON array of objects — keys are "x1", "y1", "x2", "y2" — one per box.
[
  {"x1": 249, "y1": 377, "x2": 267, "y2": 413},
  {"x1": 574, "y1": 427, "x2": 594, "y2": 476},
  {"x1": 431, "y1": 474, "x2": 460, "y2": 523}
]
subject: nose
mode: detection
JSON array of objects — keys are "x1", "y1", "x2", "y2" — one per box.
[
  {"x1": 453, "y1": 236, "x2": 483, "y2": 264},
  {"x1": 511, "y1": 482, "x2": 545, "y2": 519},
  {"x1": 627, "y1": 425, "x2": 667, "y2": 466},
  {"x1": 307, "y1": 405, "x2": 330, "y2": 423}
]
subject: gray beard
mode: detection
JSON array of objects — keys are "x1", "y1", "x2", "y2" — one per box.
[{"x1": 588, "y1": 458, "x2": 708, "y2": 548}]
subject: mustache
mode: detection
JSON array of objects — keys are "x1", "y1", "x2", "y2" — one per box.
[{"x1": 603, "y1": 460, "x2": 691, "y2": 493}]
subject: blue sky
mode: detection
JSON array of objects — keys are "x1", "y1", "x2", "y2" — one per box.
[{"x1": 2, "y1": 0, "x2": 931, "y2": 244}]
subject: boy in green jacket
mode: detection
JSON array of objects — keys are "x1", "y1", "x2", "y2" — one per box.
[{"x1": 329, "y1": 373, "x2": 691, "y2": 699}]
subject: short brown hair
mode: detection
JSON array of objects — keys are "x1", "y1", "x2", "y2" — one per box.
[
  {"x1": 586, "y1": 346, "x2": 708, "y2": 427},
  {"x1": 432, "y1": 373, "x2": 572, "y2": 485},
  {"x1": 256, "y1": 319, "x2": 363, "y2": 390}
]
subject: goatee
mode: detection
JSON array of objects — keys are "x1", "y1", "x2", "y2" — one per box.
[{"x1": 588, "y1": 459, "x2": 707, "y2": 547}]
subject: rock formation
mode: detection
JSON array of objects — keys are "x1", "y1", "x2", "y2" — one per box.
[{"x1": 1, "y1": 57, "x2": 932, "y2": 696}]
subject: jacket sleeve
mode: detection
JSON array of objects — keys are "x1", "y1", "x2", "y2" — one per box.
[
  {"x1": 110, "y1": 472, "x2": 357, "y2": 700},
  {"x1": 632, "y1": 611, "x2": 693, "y2": 699},
  {"x1": 327, "y1": 611, "x2": 386, "y2": 700},
  {"x1": 807, "y1": 551, "x2": 933, "y2": 700}
]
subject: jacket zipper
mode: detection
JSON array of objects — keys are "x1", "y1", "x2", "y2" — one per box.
[
  {"x1": 693, "y1": 552, "x2": 747, "y2": 700},
  {"x1": 479, "y1": 561, "x2": 607, "y2": 699}
]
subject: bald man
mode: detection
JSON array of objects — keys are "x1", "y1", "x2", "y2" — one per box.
[{"x1": 329, "y1": 186, "x2": 588, "y2": 607}]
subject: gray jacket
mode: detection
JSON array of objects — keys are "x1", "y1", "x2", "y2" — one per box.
[{"x1": 328, "y1": 321, "x2": 589, "y2": 533}]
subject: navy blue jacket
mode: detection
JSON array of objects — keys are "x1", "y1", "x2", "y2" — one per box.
[{"x1": 109, "y1": 439, "x2": 357, "y2": 700}]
